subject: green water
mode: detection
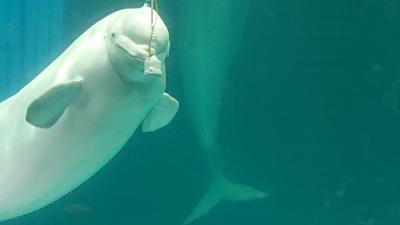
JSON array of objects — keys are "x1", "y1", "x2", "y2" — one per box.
[{"x1": 1, "y1": 0, "x2": 400, "y2": 225}]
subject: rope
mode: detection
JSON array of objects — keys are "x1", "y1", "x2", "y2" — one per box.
[{"x1": 148, "y1": 0, "x2": 159, "y2": 57}]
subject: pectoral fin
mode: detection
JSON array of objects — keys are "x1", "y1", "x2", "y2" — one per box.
[
  {"x1": 26, "y1": 78, "x2": 83, "y2": 129},
  {"x1": 142, "y1": 93, "x2": 179, "y2": 132}
]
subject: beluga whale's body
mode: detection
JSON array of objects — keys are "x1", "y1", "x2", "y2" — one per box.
[
  {"x1": 178, "y1": 0, "x2": 267, "y2": 224},
  {"x1": 0, "y1": 5, "x2": 178, "y2": 222}
]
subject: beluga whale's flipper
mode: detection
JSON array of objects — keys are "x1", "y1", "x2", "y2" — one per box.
[
  {"x1": 142, "y1": 92, "x2": 179, "y2": 132},
  {"x1": 26, "y1": 78, "x2": 83, "y2": 128},
  {"x1": 177, "y1": 0, "x2": 268, "y2": 224}
]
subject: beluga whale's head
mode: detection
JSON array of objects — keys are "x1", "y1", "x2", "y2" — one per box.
[{"x1": 106, "y1": 5, "x2": 170, "y2": 83}]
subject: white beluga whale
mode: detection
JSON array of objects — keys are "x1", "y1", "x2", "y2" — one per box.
[
  {"x1": 0, "y1": 4, "x2": 178, "y2": 222},
  {"x1": 177, "y1": 1, "x2": 267, "y2": 224}
]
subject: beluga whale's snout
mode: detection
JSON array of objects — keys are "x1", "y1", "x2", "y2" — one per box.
[{"x1": 106, "y1": 4, "x2": 170, "y2": 83}]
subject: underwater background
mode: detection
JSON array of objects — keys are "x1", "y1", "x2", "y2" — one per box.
[{"x1": 1, "y1": 0, "x2": 400, "y2": 225}]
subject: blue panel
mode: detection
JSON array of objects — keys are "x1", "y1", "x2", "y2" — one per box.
[
  {"x1": 49, "y1": 0, "x2": 64, "y2": 58},
  {"x1": 8, "y1": 1, "x2": 22, "y2": 88},
  {"x1": 0, "y1": 1, "x2": 8, "y2": 46},
  {"x1": 23, "y1": 0, "x2": 38, "y2": 81},
  {"x1": 36, "y1": 0, "x2": 51, "y2": 71},
  {"x1": 0, "y1": 2, "x2": 7, "y2": 93},
  {"x1": 0, "y1": 0, "x2": 64, "y2": 99}
]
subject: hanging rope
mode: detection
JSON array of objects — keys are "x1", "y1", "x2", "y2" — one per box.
[{"x1": 148, "y1": 0, "x2": 159, "y2": 57}]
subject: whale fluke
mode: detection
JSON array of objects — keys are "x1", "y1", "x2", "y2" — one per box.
[{"x1": 184, "y1": 176, "x2": 268, "y2": 225}]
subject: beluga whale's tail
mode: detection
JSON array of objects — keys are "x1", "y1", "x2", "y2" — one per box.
[
  {"x1": 183, "y1": 138, "x2": 267, "y2": 224},
  {"x1": 184, "y1": 172, "x2": 267, "y2": 225}
]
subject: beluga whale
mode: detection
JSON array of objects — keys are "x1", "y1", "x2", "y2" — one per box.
[
  {"x1": 177, "y1": 0, "x2": 267, "y2": 224},
  {"x1": 0, "y1": 4, "x2": 178, "y2": 222}
]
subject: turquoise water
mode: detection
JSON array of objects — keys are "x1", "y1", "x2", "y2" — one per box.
[{"x1": 1, "y1": 0, "x2": 400, "y2": 225}]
